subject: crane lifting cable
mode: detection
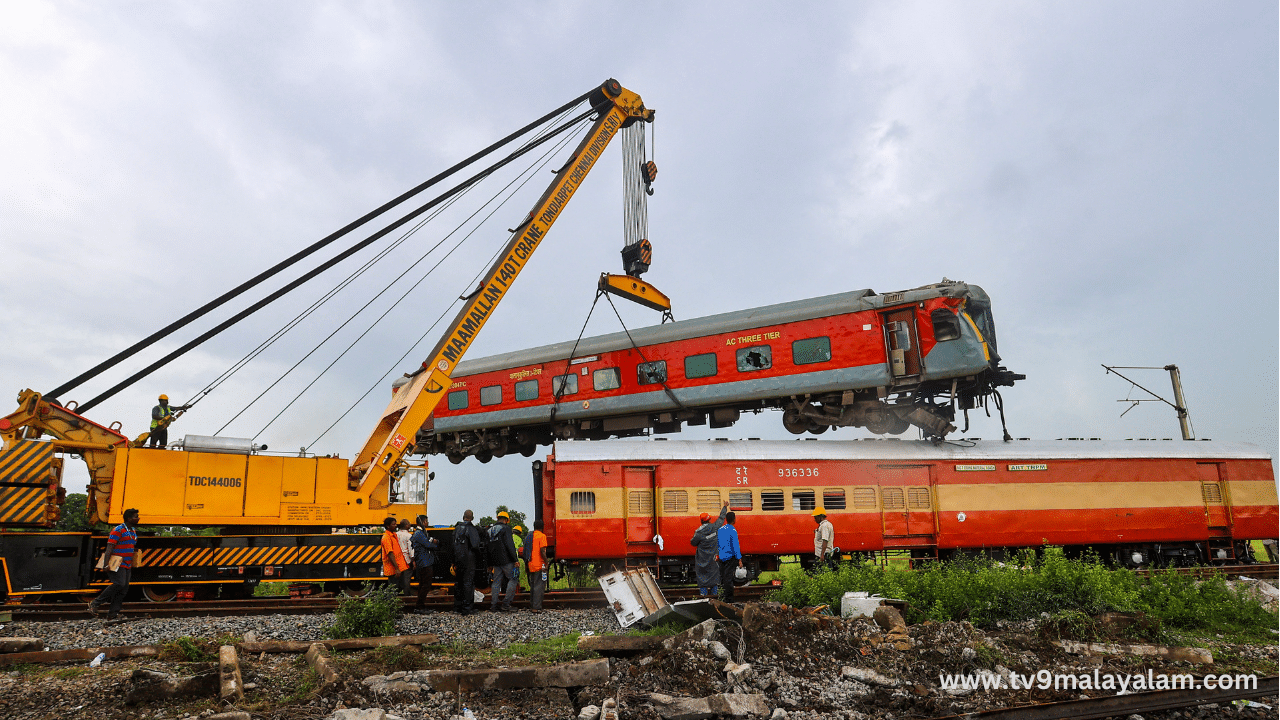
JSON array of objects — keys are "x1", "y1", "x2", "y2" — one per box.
[
  {"x1": 72, "y1": 100, "x2": 605, "y2": 414},
  {"x1": 600, "y1": 116, "x2": 672, "y2": 320}
]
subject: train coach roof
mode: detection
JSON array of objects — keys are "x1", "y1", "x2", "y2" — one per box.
[
  {"x1": 550, "y1": 439, "x2": 1273, "y2": 463},
  {"x1": 454, "y1": 282, "x2": 988, "y2": 375}
]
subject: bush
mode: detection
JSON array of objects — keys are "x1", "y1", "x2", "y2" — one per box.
[
  {"x1": 769, "y1": 551, "x2": 1277, "y2": 643},
  {"x1": 327, "y1": 584, "x2": 402, "y2": 639}
]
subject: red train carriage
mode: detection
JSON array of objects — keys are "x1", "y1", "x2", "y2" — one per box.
[
  {"x1": 415, "y1": 280, "x2": 1023, "y2": 464},
  {"x1": 536, "y1": 439, "x2": 1278, "y2": 583}
]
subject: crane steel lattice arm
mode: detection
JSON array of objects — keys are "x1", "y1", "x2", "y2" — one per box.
[{"x1": 347, "y1": 79, "x2": 655, "y2": 491}]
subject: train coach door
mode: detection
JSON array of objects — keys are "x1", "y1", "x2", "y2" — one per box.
[
  {"x1": 1196, "y1": 463, "x2": 1231, "y2": 530},
  {"x1": 623, "y1": 466, "x2": 657, "y2": 548},
  {"x1": 883, "y1": 309, "x2": 922, "y2": 380},
  {"x1": 878, "y1": 465, "x2": 936, "y2": 541}
]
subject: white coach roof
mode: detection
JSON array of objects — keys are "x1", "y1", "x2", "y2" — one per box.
[{"x1": 550, "y1": 438, "x2": 1273, "y2": 463}]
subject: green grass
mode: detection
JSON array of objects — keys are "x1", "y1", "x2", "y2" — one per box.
[
  {"x1": 159, "y1": 636, "x2": 217, "y2": 662},
  {"x1": 254, "y1": 582, "x2": 289, "y2": 597},
  {"x1": 430, "y1": 632, "x2": 595, "y2": 664},
  {"x1": 769, "y1": 550, "x2": 1278, "y2": 644},
  {"x1": 281, "y1": 668, "x2": 319, "y2": 703}
]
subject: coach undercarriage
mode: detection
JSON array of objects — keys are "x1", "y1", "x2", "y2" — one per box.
[{"x1": 421, "y1": 368, "x2": 1022, "y2": 463}]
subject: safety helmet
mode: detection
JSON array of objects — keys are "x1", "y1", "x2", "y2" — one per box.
[
  {"x1": 497, "y1": 511, "x2": 510, "y2": 520},
  {"x1": 512, "y1": 525, "x2": 523, "y2": 534},
  {"x1": 734, "y1": 566, "x2": 748, "y2": 581},
  {"x1": 812, "y1": 508, "x2": 826, "y2": 517},
  {"x1": 699, "y1": 512, "x2": 710, "y2": 522},
  {"x1": 158, "y1": 394, "x2": 169, "y2": 401}
]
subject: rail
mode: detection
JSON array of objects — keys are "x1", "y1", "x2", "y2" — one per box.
[{"x1": 0, "y1": 584, "x2": 775, "y2": 622}]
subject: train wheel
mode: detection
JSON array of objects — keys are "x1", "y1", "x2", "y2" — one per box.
[
  {"x1": 476, "y1": 449, "x2": 493, "y2": 464},
  {"x1": 337, "y1": 582, "x2": 373, "y2": 597},
  {"x1": 447, "y1": 451, "x2": 465, "y2": 465},
  {"x1": 519, "y1": 444, "x2": 536, "y2": 457},
  {"x1": 141, "y1": 586, "x2": 177, "y2": 603},
  {"x1": 807, "y1": 422, "x2": 829, "y2": 435},
  {"x1": 782, "y1": 409, "x2": 807, "y2": 435}
]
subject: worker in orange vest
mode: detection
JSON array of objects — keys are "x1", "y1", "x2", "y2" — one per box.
[{"x1": 380, "y1": 517, "x2": 409, "y2": 588}]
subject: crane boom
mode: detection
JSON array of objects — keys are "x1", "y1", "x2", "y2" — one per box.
[
  {"x1": 347, "y1": 80, "x2": 654, "y2": 492},
  {"x1": 0, "y1": 79, "x2": 655, "y2": 530}
]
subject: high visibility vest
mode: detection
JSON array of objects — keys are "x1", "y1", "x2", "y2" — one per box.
[{"x1": 151, "y1": 404, "x2": 173, "y2": 429}]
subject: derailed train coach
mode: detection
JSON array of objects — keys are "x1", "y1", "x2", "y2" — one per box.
[
  {"x1": 415, "y1": 280, "x2": 1024, "y2": 464},
  {"x1": 534, "y1": 439, "x2": 1278, "y2": 583}
]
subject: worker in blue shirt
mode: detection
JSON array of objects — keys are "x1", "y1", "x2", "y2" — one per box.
[{"x1": 716, "y1": 511, "x2": 743, "y2": 603}]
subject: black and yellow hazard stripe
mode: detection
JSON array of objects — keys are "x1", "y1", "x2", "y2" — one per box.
[
  {"x1": 211, "y1": 546, "x2": 298, "y2": 566},
  {"x1": 297, "y1": 544, "x2": 380, "y2": 565},
  {"x1": 135, "y1": 546, "x2": 214, "y2": 568},
  {"x1": 0, "y1": 485, "x2": 52, "y2": 524},
  {"x1": 0, "y1": 440, "x2": 53, "y2": 484}
]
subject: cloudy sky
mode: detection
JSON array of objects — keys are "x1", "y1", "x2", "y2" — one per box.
[{"x1": 1, "y1": 2, "x2": 1275, "y2": 525}]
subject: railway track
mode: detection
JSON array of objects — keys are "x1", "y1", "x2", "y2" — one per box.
[
  {"x1": 0, "y1": 584, "x2": 776, "y2": 622},
  {"x1": 2, "y1": 564, "x2": 1271, "y2": 622}
]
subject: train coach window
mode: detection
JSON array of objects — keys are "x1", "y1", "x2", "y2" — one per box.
[
  {"x1": 761, "y1": 489, "x2": 785, "y2": 511},
  {"x1": 792, "y1": 337, "x2": 832, "y2": 365},
  {"x1": 823, "y1": 488, "x2": 847, "y2": 510},
  {"x1": 480, "y1": 385, "x2": 502, "y2": 406},
  {"x1": 696, "y1": 490, "x2": 721, "y2": 511},
  {"x1": 791, "y1": 489, "x2": 816, "y2": 511},
  {"x1": 448, "y1": 390, "x2": 468, "y2": 411},
  {"x1": 637, "y1": 360, "x2": 667, "y2": 385},
  {"x1": 685, "y1": 353, "x2": 717, "y2": 379},
  {"x1": 736, "y1": 345, "x2": 772, "y2": 372},
  {"x1": 570, "y1": 491, "x2": 596, "y2": 515},
  {"x1": 882, "y1": 487, "x2": 906, "y2": 511},
  {"x1": 852, "y1": 487, "x2": 877, "y2": 509},
  {"x1": 552, "y1": 374, "x2": 578, "y2": 396},
  {"x1": 729, "y1": 490, "x2": 753, "y2": 511},
  {"x1": 663, "y1": 490, "x2": 688, "y2": 513},
  {"x1": 593, "y1": 367, "x2": 622, "y2": 391},
  {"x1": 629, "y1": 491, "x2": 654, "y2": 515},
  {"x1": 931, "y1": 309, "x2": 961, "y2": 342},
  {"x1": 515, "y1": 379, "x2": 538, "y2": 401},
  {"x1": 908, "y1": 487, "x2": 932, "y2": 509}
]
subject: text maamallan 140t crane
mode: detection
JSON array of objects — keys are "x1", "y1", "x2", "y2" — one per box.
[{"x1": 0, "y1": 79, "x2": 659, "y2": 532}]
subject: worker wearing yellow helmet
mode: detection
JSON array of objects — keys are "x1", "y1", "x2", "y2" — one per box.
[
  {"x1": 812, "y1": 507, "x2": 836, "y2": 572},
  {"x1": 147, "y1": 393, "x2": 190, "y2": 449}
]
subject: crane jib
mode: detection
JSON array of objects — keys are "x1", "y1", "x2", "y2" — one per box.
[{"x1": 438, "y1": 110, "x2": 624, "y2": 368}]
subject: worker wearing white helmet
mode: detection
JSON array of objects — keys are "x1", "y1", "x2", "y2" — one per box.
[{"x1": 147, "y1": 394, "x2": 189, "y2": 448}]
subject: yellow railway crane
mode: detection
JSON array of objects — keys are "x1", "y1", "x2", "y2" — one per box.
[{"x1": 0, "y1": 79, "x2": 656, "y2": 531}]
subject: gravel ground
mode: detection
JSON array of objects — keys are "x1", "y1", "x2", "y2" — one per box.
[
  {"x1": 0, "y1": 604, "x2": 1274, "y2": 720},
  {"x1": 0, "y1": 607, "x2": 623, "y2": 650}
]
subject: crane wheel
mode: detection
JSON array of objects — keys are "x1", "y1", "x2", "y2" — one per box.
[{"x1": 142, "y1": 586, "x2": 177, "y2": 603}]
